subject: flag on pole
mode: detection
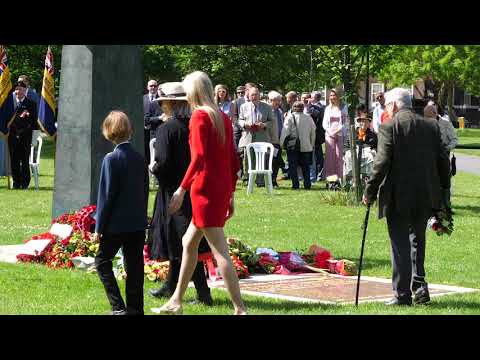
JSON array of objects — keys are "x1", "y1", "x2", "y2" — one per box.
[
  {"x1": 0, "y1": 45, "x2": 15, "y2": 136},
  {"x1": 37, "y1": 46, "x2": 57, "y2": 136}
]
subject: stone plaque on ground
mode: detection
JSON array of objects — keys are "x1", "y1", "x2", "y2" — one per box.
[{"x1": 209, "y1": 273, "x2": 478, "y2": 304}]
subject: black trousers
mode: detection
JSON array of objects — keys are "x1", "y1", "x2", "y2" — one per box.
[
  {"x1": 313, "y1": 142, "x2": 324, "y2": 179},
  {"x1": 386, "y1": 211, "x2": 429, "y2": 299},
  {"x1": 95, "y1": 231, "x2": 145, "y2": 314},
  {"x1": 8, "y1": 133, "x2": 32, "y2": 188},
  {"x1": 272, "y1": 144, "x2": 285, "y2": 185},
  {"x1": 287, "y1": 150, "x2": 312, "y2": 189},
  {"x1": 144, "y1": 129, "x2": 151, "y2": 166},
  {"x1": 164, "y1": 259, "x2": 210, "y2": 297}
]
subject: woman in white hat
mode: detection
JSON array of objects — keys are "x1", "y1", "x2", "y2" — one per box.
[{"x1": 148, "y1": 82, "x2": 213, "y2": 307}]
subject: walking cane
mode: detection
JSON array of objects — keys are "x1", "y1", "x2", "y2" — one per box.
[{"x1": 355, "y1": 203, "x2": 371, "y2": 306}]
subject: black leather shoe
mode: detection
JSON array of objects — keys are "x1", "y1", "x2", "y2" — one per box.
[
  {"x1": 111, "y1": 309, "x2": 128, "y2": 315},
  {"x1": 149, "y1": 286, "x2": 173, "y2": 298},
  {"x1": 272, "y1": 182, "x2": 279, "y2": 188},
  {"x1": 413, "y1": 288, "x2": 431, "y2": 305},
  {"x1": 385, "y1": 297, "x2": 412, "y2": 306}
]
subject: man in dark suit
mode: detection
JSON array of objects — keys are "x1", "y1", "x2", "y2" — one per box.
[
  {"x1": 8, "y1": 81, "x2": 38, "y2": 189},
  {"x1": 363, "y1": 88, "x2": 450, "y2": 306},
  {"x1": 308, "y1": 91, "x2": 326, "y2": 181},
  {"x1": 143, "y1": 79, "x2": 163, "y2": 164}
]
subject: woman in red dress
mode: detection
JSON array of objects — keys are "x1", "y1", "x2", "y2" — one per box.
[{"x1": 155, "y1": 71, "x2": 247, "y2": 315}]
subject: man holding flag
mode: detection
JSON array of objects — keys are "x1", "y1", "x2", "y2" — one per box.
[
  {"x1": 0, "y1": 46, "x2": 15, "y2": 181},
  {"x1": 37, "y1": 46, "x2": 57, "y2": 137}
]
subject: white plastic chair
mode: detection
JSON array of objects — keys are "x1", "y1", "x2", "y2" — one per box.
[
  {"x1": 246, "y1": 142, "x2": 274, "y2": 195},
  {"x1": 149, "y1": 138, "x2": 157, "y2": 186},
  {"x1": 29, "y1": 132, "x2": 43, "y2": 191}
]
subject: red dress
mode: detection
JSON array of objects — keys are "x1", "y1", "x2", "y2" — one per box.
[{"x1": 180, "y1": 109, "x2": 240, "y2": 228}]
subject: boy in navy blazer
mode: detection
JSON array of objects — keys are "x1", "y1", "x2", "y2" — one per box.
[{"x1": 94, "y1": 110, "x2": 148, "y2": 315}]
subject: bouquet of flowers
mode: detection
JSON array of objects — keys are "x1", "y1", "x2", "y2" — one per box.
[
  {"x1": 45, "y1": 230, "x2": 99, "y2": 269},
  {"x1": 227, "y1": 237, "x2": 259, "y2": 274},
  {"x1": 230, "y1": 254, "x2": 250, "y2": 278},
  {"x1": 428, "y1": 208, "x2": 454, "y2": 236},
  {"x1": 301, "y1": 244, "x2": 332, "y2": 269},
  {"x1": 17, "y1": 205, "x2": 99, "y2": 269},
  {"x1": 326, "y1": 259, "x2": 358, "y2": 276},
  {"x1": 257, "y1": 253, "x2": 279, "y2": 274},
  {"x1": 144, "y1": 260, "x2": 169, "y2": 282},
  {"x1": 278, "y1": 251, "x2": 308, "y2": 272}
]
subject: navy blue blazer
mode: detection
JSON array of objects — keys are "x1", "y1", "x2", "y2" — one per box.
[{"x1": 95, "y1": 142, "x2": 148, "y2": 234}]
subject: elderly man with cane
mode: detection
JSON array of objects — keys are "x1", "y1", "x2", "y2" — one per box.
[{"x1": 361, "y1": 88, "x2": 450, "y2": 306}]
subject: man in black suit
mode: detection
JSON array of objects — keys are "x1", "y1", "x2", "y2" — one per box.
[
  {"x1": 143, "y1": 79, "x2": 163, "y2": 164},
  {"x1": 307, "y1": 91, "x2": 326, "y2": 181},
  {"x1": 363, "y1": 88, "x2": 450, "y2": 306},
  {"x1": 8, "y1": 81, "x2": 38, "y2": 189}
]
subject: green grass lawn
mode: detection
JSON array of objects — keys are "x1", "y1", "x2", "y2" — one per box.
[
  {"x1": 1, "y1": 137, "x2": 479, "y2": 315},
  {"x1": 456, "y1": 128, "x2": 480, "y2": 157}
]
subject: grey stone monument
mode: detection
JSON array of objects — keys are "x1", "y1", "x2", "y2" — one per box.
[{"x1": 52, "y1": 45, "x2": 144, "y2": 218}]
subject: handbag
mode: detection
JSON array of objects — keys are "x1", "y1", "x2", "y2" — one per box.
[
  {"x1": 451, "y1": 153, "x2": 456, "y2": 176},
  {"x1": 283, "y1": 114, "x2": 301, "y2": 151}
]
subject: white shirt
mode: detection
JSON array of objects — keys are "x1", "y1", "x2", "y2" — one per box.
[{"x1": 372, "y1": 104, "x2": 385, "y2": 133}]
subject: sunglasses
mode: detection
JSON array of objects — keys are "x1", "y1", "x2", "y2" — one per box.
[{"x1": 149, "y1": 84, "x2": 158, "y2": 87}]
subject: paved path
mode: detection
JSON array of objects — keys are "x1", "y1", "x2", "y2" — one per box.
[{"x1": 456, "y1": 153, "x2": 480, "y2": 176}]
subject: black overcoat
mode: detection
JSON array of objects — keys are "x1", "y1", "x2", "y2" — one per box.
[{"x1": 149, "y1": 116, "x2": 209, "y2": 261}]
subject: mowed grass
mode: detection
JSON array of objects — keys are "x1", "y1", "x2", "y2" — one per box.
[
  {"x1": 456, "y1": 128, "x2": 480, "y2": 157},
  {"x1": 0, "y1": 137, "x2": 479, "y2": 315}
]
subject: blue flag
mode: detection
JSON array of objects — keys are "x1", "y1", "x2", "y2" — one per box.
[
  {"x1": 0, "y1": 46, "x2": 15, "y2": 136},
  {"x1": 37, "y1": 46, "x2": 57, "y2": 136}
]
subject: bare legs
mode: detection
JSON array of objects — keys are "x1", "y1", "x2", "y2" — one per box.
[{"x1": 159, "y1": 221, "x2": 247, "y2": 315}]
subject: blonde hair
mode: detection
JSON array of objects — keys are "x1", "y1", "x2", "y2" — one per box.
[
  {"x1": 161, "y1": 100, "x2": 191, "y2": 119},
  {"x1": 102, "y1": 110, "x2": 133, "y2": 144},
  {"x1": 183, "y1": 71, "x2": 225, "y2": 143}
]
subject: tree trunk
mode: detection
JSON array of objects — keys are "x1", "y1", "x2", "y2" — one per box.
[
  {"x1": 342, "y1": 47, "x2": 361, "y2": 202},
  {"x1": 447, "y1": 81, "x2": 457, "y2": 122}
]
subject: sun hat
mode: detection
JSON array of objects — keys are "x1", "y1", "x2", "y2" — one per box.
[{"x1": 155, "y1": 82, "x2": 187, "y2": 101}]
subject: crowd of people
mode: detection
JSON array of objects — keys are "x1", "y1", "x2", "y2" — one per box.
[{"x1": 1, "y1": 71, "x2": 458, "y2": 314}]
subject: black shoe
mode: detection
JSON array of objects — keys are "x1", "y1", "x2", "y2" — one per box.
[
  {"x1": 149, "y1": 285, "x2": 173, "y2": 299},
  {"x1": 257, "y1": 183, "x2": 265, "y2": 188},
  {"x1": 111, "y1": 309, "x2": 128, "y2": 315},
  {"x1": 385, "y1": 297, "x2": 412, "y2": 306},
  {"x1": 413, "y1": 288, "x2": 431, "y2": 305},
  {"x1": 13, "y1": 183, "x2": 20, "y2": 189},
  {"x1": 272, "y1": 182, "x2": 279, "y2": 188}
]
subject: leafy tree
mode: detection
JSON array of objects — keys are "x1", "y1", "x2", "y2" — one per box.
[
  {"x1": 377, "y1": 45, "x2": 480, "y2": 118},
  {"x1": 6, "y1": 45, "x2": 62, "y2": 96}
]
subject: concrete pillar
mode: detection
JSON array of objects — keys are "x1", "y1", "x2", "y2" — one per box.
[{"x1": 52, "y1": 45, "x2": 144, "y2": 218}]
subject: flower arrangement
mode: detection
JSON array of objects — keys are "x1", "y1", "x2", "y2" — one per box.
[
  {"x1": 428, "y1": 208, "x2": 454, "y2": 236},
  {"x1": 144, "y1": 260, "x2": 169, "y2": 282},
  {"x1": 17, "y1": 205, "x2": 99, "y2": 269},
  {"x1": 227, "y1": 237, "x2": 260, "y2": 274}
]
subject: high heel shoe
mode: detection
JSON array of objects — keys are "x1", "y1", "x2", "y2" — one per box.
[{"x1": 151, "y1": 303, "x2": 183, "y2": 315}]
